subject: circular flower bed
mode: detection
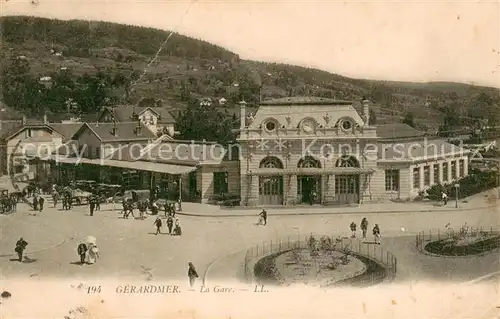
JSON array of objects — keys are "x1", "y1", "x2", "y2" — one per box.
[
  {"x1": 424, "y1": 232, "x2": 500, "y2": 256},
  {"x1": 254, "y1": 248, "x2": 388, "y2": 287}
]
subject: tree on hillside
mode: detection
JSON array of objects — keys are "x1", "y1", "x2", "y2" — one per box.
[
  {"x1": 175, "y1": 98, "x2": 235, "y2": 145},
  {"x1": 402, "y1": 112, "x2": 415, "y2": 128},
  {"x1": 438, "y1": 105, "x2": 461, "y2": 137},
  {"x1": 1, "y1": 56, "x2": 44, "y2": 115}
]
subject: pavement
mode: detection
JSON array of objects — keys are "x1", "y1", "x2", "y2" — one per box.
[
  {"x1": 177, "y1": 188, "x2": 500, "y2": 217},
  {"x1": 0, "y1": 181, "x2": 499, "y2": 287}
]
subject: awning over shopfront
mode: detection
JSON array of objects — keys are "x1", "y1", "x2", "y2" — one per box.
[
  {"x1": 48, "y1": 155, "x2": 197, "y2": 175},
  {"x1": 101, "y1": 159, "x2": 197, "y2": 175},
  {"x1": 248, "y1": 167, "x2": 375, "y2": 176}
]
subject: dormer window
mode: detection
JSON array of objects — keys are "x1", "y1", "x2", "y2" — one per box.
[
  {"x1": 339, "y1": 118, "x2": 354, "y2": 131},
  {"x1": 300, "y1": 118, "x2": 316, "y2": 134},
  {"x1": 264, "y1": 119, "x2": 278, "y2": 132}
]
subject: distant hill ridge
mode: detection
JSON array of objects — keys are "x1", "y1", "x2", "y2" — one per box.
[{"x1": 1, "y1": 15, "x2": 499, "y2": 130}]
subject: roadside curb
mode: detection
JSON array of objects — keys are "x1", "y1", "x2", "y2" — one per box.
[
  {"x1": 465, "y1": 270, "x2": 500, "y2": 284},
  {"x1": 0, "y1": 238, "x2": 69, "y2": 258},
  {"x1": 177, "y1": 203, "x2": 499, "y2": 218},
  {"x1": 202, "y1": 249, "x2": 247, "y2": 286}
]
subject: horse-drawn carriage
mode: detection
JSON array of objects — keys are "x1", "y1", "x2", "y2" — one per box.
[
  {"x1": 58, "y1": 186, "x2": 91, "y2": 206},
  {"x1": 0, "y1": 188, "x2": 14, "y2": 213}
]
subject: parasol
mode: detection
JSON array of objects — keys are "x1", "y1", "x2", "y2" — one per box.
[{"x1": 84, "y1": 236, "x2": 97, "y2": 245}]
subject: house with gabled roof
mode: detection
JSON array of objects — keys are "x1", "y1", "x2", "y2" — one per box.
[
  {"x1": 97, "y1": 105, "x2": 176, "y2": 137},
  {"x1": 0, "y1": 115, "x2": 69, "y2": 181}
]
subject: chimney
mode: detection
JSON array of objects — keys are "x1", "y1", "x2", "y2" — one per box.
[
  {"x1": 362, "y1": 99, "x2": 370, "y2": 125},
  {"x1": 110, "y1": 122, "x2": 118, "y2": 136},
  {"x1": 135, "y1": 121, "x2": 142, "y2": 136},
  {"x1": 43, "y1": 114, "x2": 48, "y2": 125},
  {"x1": 239, "y1": 100, "x2": 247, "y2": 130},
  {"x1": 22, "y1": 115, "x2": 26, "y2": 126}
]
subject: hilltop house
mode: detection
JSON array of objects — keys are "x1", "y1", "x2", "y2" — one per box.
[{"x1": 98, "y1": 106, "x2": 176, "y2": 137}]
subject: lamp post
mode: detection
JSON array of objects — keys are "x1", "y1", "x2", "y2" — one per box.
[
  {"x1": 178, "y1": 176, "x2": 182, "y2": 212},
  {"x1": 454, "y1": 183, "x2": 459, "y2": 208}
]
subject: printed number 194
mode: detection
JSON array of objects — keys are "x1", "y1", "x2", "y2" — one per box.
[{"x1": 87, "y1": 285, "x2": 101, "y2": 294}]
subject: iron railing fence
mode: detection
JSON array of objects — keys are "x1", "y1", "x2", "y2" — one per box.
[
  {"x1": 415, "y1": 226, "x2": 498, "y2": 256},
  {"x1": 243, "y1": 233, "x2": 397, "y2": 283}
]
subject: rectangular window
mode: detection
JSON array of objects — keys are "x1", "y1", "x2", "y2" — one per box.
[
  {"x1": 149, "y1": 116, "x2": 154, "y2": 124},
  {"x1": 95, "y1": 147, "x2": 100, "y2": 159},
  {"x1": 433, "y1": 164, "x2": 440, "y2": 184},
  {"x1": 451, "y1": 161, "x2": 457, "y2": 180},
  {"x1": 423, "y1": 165, "x2": 430, "y2": 186},
  {"x1": 25, "y1": 129, "x2": 32, "y2": 138},
  {"x1": 413, "y1": 167, "x2": 420, "y2": 189},
  {"x1": 459, "y1": 159, "x2": 465, "y2": 177},
  {"x1": 385, "y1": 169, "x2": 400, "y2": 191},
  {"x1": 213, "y1": 172, "x2": 228, "y2": 195},
  {"x1": 442, "y1": 162, "x2": 448, "y2": 182}
]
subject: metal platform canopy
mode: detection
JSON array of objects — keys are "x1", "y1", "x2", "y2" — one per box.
[
  {"x1": 101, "y1": 159, "x2": 197, "y2": 175},
  {"x1": 48, "y1": 156, "x2": 197, "y2": 175}
]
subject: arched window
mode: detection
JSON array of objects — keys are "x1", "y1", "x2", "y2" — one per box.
[
  {"x1": 259, "y1": 156, "x2": 284, "y2": 169},
  {"x1": 298, "y1": 156, "x2": 321, "y2": 168},
  {"x1": 335, "y1": 155, "x2": 360, "y2": 168}
]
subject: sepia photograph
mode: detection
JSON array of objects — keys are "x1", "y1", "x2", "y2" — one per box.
[{"x1": 0, "y1": 1, "x2": 499, "y2": 318}]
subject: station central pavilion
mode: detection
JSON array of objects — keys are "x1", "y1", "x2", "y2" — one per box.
[{"x1": 236, "y1": 97, "x2": 469, "y2": 206}]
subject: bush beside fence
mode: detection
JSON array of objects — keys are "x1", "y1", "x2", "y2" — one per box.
[{"x1": 244, "y1": 234, "x2": 397, "y2": 284}]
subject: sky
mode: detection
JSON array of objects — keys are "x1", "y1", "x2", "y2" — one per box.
[{"x1": 2, "y1": 0, "x2": 499, "y2": 88}]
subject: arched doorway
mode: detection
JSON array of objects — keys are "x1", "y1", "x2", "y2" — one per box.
[
  {"x1": 297, "y1": 156, "x2": 321, "y2": 204},
  {"x1": 259, "y1": 157, "x2": 284, "y2": 205},
  {"x1": 335, "y1": 155, "x2": 360, "y2": 204}
]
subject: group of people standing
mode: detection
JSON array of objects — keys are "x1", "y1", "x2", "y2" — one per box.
[
  {"x1": 32, "y1": 194, "x2": 45, "y2": 212},
  {"x1": 350, "y1": 218, "x2": 381, "y2": 244},
  {"x1": 153, "y1": 215, "x2": 182, "y2": 236}
]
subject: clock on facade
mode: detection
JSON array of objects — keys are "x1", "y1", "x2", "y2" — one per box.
[{"x1": 300, "y1": 118, "x2": 316, "y2": 133}]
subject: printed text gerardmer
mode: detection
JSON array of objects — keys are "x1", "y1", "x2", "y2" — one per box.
[{"x1": 116, "y1": 285, "x2": 181, "y2": 294}]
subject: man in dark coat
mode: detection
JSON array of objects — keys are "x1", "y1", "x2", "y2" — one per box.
[
  {"x1": 166, "y1": 216, "x2": 174, "y2": 234},
  {"x1": 154, "y1": 216, "x2": 162, "y2": 235},
  {"x1": 188, "y1": 262, "x2": 199, "y2": 288},
  {"x1": 38, "y1": 197, "x2": 45, "y2": 212},
  {"x1": 361, "y1": 218, "x2": 369, "y2": 239},
  {"x1": 15, "y1": 237, "x2": 28, "y2": 262},
  {"x1": 32, "y1": 195, "x2": 38, "y2": 211},
  {"x1": 259, "y1": 209, "x2": 267, "y2": 226},
  {"x1": 77, "y1": 242, "x2": 88, "y2": 265},
  {"x1": 89, "y1": 201, "x2": 95, "y2": 216}
]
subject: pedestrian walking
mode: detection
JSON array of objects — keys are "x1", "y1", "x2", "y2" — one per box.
[
  {"x1": 32, "y1": 195, "x2": 38, "y2": 211},
  {"x1": 350, "y1": 222, "x2": 357, "y2": 238},
  {"x1": 258, "y1": 209, "x2": 267, "y2": 226},
  {"x1": 95, "y1": 194, "x2": 100, "y2": 211},
  {"x1": 188, "y1": 262, "x2": 199, "y2": 288},
  {"x1": 87, "y1": 244, "x2": 100, "y2": 264},
  {"x1": 38, "y1": 197, "x2": 44, "y2": 212},
  {"x1": 52, "y1": 192, "x2": 59, "y2": 208},
  {"x1": 14, "y1": 237, "x2": 28, "y2": 262},
  {"x1": 442, "y1": 191, "x2": 448, "y2": 206},
  {"x1": 89, "y1": 201, "x2": 95, "y2": 216},
  {"x1": 154, "y1": 216, "x2": 162, "y2": 235},
  {"x1": 77, "y1": 242, "x2": 88, "y2": 265},
  {"x1": 361, "y1": 218, "x2": 368, "y2": 239},
  {"x1": 373, "y1": 224, "x2": 381, "y2": 245},
  {"x1": 173, "y1": 217, "x2": 182, "y2": 235},
  {"x1": 167, "y1": 216, "x2": 173, "y2": 234}
]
